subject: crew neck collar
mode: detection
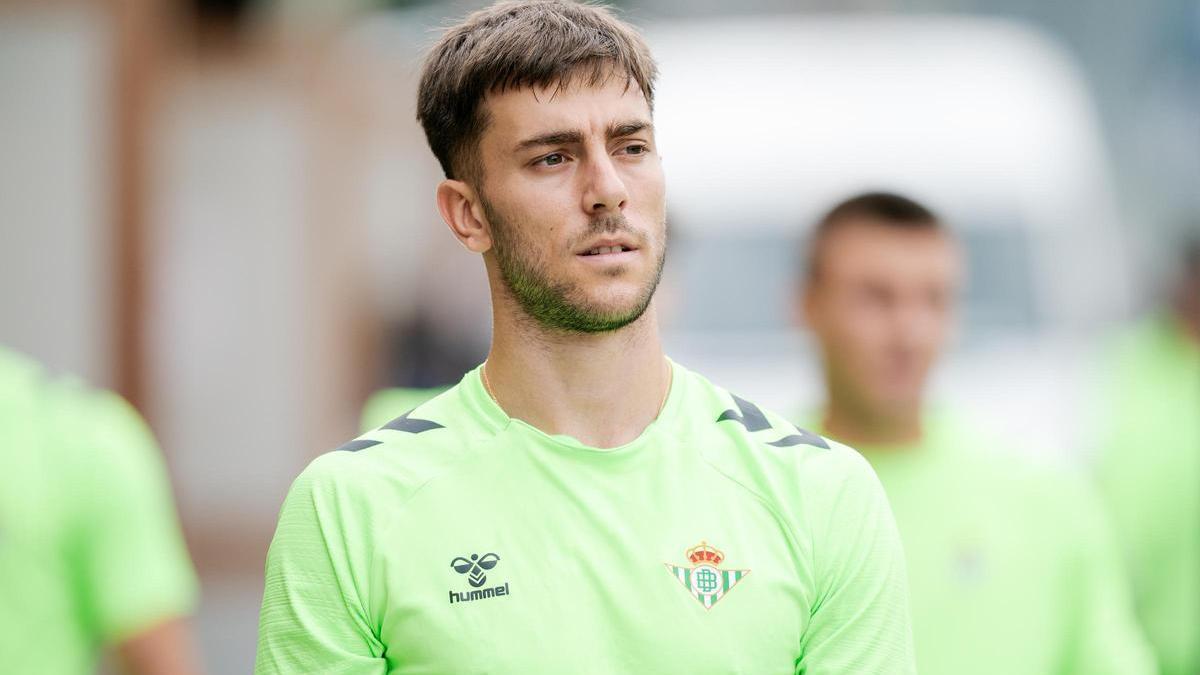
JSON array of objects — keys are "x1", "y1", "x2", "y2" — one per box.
[{"x1": 461, "y1": 357, "x2": 685, "y2": 454}]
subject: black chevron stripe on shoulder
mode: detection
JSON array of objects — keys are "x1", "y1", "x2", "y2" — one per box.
[
  {"x1": 718, "y1": 393, "x2": 830, "y2": 450},
  {"x1": 716, "y1": 393, "x2": 772, "y2": 432},
  {"x1": 381, "y1": 408, "x2": 445, "y2": 434},
  {"x1": 337, "y1": 439, "x2": 383, "y2": 452},
  {"x1": 767, "y1": 425, "x2": 830, "y2": 449}
]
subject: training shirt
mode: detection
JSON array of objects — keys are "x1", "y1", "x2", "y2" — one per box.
[
  {"x1": 1094, "y1": 316, "x2": 1200, "y2": 675},
  {"x1": 257, "y1": 360, "x2": 916, "y2": 674},
  {"x1": 0, "y1": 347, "x2": 198, "y2": 674},
  {"x1": 808, "y1": 412, "x2": 1155, "y2": 675}
]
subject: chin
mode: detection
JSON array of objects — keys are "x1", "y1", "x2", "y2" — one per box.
[
  {"x1": 565, "y1": 290, "x2": 652, "y2": 327},
  {"x1": 584, "y1": 284, "x2": 653, "y2": 311},
  {"x1": 871, "y1": 392, "x2": 922, "y2": 415},
  {"x1": 579, "y1": 299, "x2": 650, "y2": 324}
]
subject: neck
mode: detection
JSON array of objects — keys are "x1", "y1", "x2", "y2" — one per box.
[
  {"x1": 485, "y1": 299, "x2": 671, "y2": 449},
  {"x1": 822, "y1": 395, "x2": 923, "y2": 449}
]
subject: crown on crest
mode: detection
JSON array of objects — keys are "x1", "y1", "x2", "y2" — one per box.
[{"x1": 686, "y1": 541, "x2": 724, "y2": 565}]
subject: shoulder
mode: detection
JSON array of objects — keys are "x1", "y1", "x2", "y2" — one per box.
[
  {"x1": 360, "y1": 385, "x2": 450, "y2": 433},
  {"x1": 0, "y1": 346, "x2": 156, "y2": 463},
  {"x1": 292, "y1": 380, "x2": 492, "y2": 511},
  {"x1": 678, "y1": 365, "x2": 880, "y2": 507}
]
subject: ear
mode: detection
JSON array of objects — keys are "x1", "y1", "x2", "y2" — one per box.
[{"x1": 436, "y1": 179, "x2": 492, "y2": 253}]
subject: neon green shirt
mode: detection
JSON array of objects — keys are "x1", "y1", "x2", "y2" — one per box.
[
  {"x1": 807, "y1": 413, "x2": 1155, "y2": 675},
  {"x1": 257, "y1": 361, "x2": 916, "y2": 674},
  {"x1": 1094, "y1": 316, "x2": 1200, "y2": 675},
  {"x1": 0, "y1": 347, "x2": 198, "y2": 674}
]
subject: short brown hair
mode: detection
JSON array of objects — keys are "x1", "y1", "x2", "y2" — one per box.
[
  {"x1": 416, "y1": 0, "x2": 657, "y2": 182},
  {"x1": 805, "y1": 192, "x2": 944, "y2": 283}
]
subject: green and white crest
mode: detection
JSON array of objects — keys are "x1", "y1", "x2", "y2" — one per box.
[{"x1": 665, "y1": 541, "x2": 749, "y2": 610}]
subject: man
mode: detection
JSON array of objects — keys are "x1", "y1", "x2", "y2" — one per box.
[
  {"x1": 1094, "y1": 237, "x2": 1200, "y2": 675},
  {"x1": 255, "y1": 2, "x2": 915, "y2": 673},
  {"x1": 797, "y1": 192, "x2": 1155, "y2": 675},
  {"x1": 0, "y1": 346, "x2": 201, "y2": 674}
]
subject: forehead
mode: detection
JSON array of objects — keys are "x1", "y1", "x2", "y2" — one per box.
[
  {"x1": 820, "y1": 219, "x2": 961, "y2": 283},
  {"x1": 481, "y1": 75, "x2": 652, "y2": 145}
]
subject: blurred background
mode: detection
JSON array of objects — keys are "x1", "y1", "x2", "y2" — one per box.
[{"x1": 1, "y1": 0, "x2": 1196, "y2": 671}]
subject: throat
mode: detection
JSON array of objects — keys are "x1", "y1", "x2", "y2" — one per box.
[
  {"x1": 821, "y1": 404, "x2": 923, "y2": 449},
  {"x1": 481, "y1": 335, "x2": 673, "y2": 449}
]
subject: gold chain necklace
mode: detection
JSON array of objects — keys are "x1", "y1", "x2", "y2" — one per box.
[{"x1": 481, "y1": 360, "x2": 673, "y2": 417}]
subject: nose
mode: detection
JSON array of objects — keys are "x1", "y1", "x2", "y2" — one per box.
[
  {"x1": 581, "y1": 154, "x2": 628, "y2": 215},
  {"x1": 893, "y1": 301, "x2": 945, "y2": 353}
]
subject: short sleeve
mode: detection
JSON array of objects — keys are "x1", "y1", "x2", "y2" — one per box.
[
  {"x1": 256, "y1": 454, "x2": 386, "y2": 675},
  {"x1": 67, "y1": 390, "x2": 198, "y2": 643},
  {"x1": 797, "y1": 447, "x2": 916, "y2": 674}
]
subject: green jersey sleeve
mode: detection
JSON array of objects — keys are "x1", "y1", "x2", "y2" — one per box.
[
  {"x1": 1093, "y1": 317, "x2": 1200, "y2": 675},
  {"x1": 796, "y1": 445, "x2": 916, "y2": 674},
  {"x1": 65, "y1": 386, "x2": 198, "y2": 643},
  {"x1": 256, "y1": 453, "x2": 386, "y2": 675},
  {"x1": 1057, "y1": 475, "x2": 1157, "y2": 674}
]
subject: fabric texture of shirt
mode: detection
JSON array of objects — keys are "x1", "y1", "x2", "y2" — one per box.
[{"x1": 257, "y1": 360, "x2": 916, "y2": 674}]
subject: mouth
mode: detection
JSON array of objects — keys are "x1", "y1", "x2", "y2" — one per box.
[
  {"x1": 580, "y1": 244, "x2": 635, "y2": 256},
  {"x1": 576, "y1": 238, "x2": 639, "y2": 260}
]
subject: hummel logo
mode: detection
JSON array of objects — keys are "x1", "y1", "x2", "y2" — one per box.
[
  {"x1": 451, "y1": 552, "x2": 500, "y2": 587},
  {"x1": 448, "y1": 552, "x2": 510, "y2": 605}
]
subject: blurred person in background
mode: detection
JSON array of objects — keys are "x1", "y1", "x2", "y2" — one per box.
[
  {"x1": 0, "y1": 346, "x2": 201, "y2": 675},
  {"x1": 1093, "y1": 235, "x2": 1200, "y2": 675},
  {"x1": 360, "y1": 312, "x2": 484, "y2": 432},
  {"x1": 256, "y1": 1, "x2": 915, "y2": 673},
  {"x1": 797, "y1": 192, "x2": 1155, "y2": 675}
]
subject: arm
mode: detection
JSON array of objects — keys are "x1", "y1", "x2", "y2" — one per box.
[
  {"x1": 256, "y1": 455, "x2": 386, "y2": 675},
  {"x1": 69, "y1": 391, "x2": 201, "y2": 674},
  {"x1": 797, "y1": 448, "x2": 916, "y2": 674},
  {"x1": 116, "y1": 617, "x2": 202, "y2": 675},
  {"x1": 1057, "y1": 476, "x2": 1157, "y2": 675}
]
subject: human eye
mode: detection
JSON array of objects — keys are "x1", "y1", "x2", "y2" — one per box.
[
  {"x1": 619, "y1": 143, "x2": 650, "y2": 156},
  {"x1": 534, "y1": 152, "x2": 568, "y2": 167}
]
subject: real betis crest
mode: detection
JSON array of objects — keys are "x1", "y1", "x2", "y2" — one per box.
[{"x1": 665, "y1": 541, "x2": 749, "y2": 610}]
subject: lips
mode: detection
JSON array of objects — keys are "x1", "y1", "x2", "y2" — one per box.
[
  {"x1": 582, "y1": 244, "x2": 633, "y2": 256},
  {"x1": 576, "y1": 237, "x2": 639, "y2": 257}
]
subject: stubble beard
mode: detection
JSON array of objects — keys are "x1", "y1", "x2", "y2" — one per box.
[{"x1": 481, "y1": 195, "x2": 666, "y2": 335}]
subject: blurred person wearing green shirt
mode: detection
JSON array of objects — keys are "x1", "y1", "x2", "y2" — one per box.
[
  {"x1": 255, "y1": 2, "x2": 916, "y2": 673},
  {"x1": 0, "y1": 346, "x2": 201, "y2": 674},
  {"x1": 1094, "y1": 238, "x2": 1200, "y2": 675},
  {"x1": 796, "y1": 192, "x2": 1155, "y2": 675}
]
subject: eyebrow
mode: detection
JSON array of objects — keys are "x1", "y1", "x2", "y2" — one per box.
[
  {"x1": 513, "y1": 119, "x2": 653, "y2": 152},
  {"x1": 609, "y1": 120, "x2": 652, "y2": 138}
]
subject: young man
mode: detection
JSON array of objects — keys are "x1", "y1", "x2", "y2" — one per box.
[
  {"x1": 255, "y1": 2, "x2": 915, "y2": 673},
  {"x1": 0, "y1": 346, "x2": 201, "y2": 675},
  {"x1": 1094, "y1": 237, "x2": 1200, "y2": 675},
  {"x1": 797, "y1": 192, "x2": 1155, "y2": 675}
]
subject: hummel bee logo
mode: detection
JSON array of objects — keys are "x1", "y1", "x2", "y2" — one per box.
[
  {"x1": 448, "y1": 552, "x2": 510, "y2": 605},
  {"x1": 451, "y1": 552, "x2": 500, "y2": 587}
]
